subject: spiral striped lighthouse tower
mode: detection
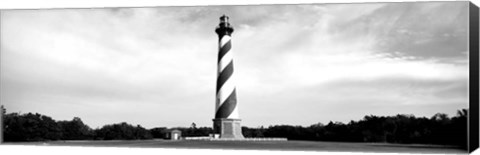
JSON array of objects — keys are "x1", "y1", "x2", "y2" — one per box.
[{"x1": 213, "y1": 15, "x2": 244, "y2": 139}]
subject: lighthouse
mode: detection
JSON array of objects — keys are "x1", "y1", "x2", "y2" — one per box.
[{"x1": 213, "y1": 15, "x2": 244, "y2": 139}]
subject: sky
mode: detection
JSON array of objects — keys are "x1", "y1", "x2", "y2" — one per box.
[{"x1": 0, "y1": 1, "x2": 470, "y2": 129}]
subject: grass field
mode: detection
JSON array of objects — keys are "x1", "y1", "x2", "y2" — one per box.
[{"x1": 3, "y1": 139, "x2": 467, "y2": 154}]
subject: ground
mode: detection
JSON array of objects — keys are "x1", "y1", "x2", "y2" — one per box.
[{"x1": 3, "y1": 139, "x2": 467, "y2": 154}]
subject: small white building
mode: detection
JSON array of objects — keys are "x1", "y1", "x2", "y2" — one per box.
[{"x1": 164, "y1": 129, "x2": 182, "y2": 140}]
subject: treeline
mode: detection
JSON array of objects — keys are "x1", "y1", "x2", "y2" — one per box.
[
  {"x1": 242, "y1": 109, "x2": 468, "y2": 149},
  {"x1": 3, "y1": 113, "x2": 152, "y2": 141},
  {"x1": 2, "y1": 109, "x2": 468, "y2": 149},
  {"x1": 3, "y1": 112, "x2": 213, "y2": 141},
  {"x1": 150, "y1": 126, "x2": 213, "y2": 138}
]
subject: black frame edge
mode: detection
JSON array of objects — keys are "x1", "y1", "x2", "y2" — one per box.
[{"x1": 469, "y1": 1, "x2": 480, "y2": 153}]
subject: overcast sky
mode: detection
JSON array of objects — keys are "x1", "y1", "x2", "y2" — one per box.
[{"x1": 0, "y1": 2, "x2": 470, "y2": 129}]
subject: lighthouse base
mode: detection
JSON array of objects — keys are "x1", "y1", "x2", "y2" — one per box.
[{"x1": 212, "y1": 118, "x2": 244, "y2": 139}]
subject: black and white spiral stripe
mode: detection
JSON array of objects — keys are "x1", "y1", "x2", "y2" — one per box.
[{"x1": 215, "y1": 34, "x2": 239, "y2": 119}]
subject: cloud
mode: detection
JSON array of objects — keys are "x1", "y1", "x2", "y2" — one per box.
[{"x1": 366, "y1": 2, "x2": 468, "y2": 58}]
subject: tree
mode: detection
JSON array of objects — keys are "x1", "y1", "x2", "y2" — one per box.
[
  {"x1": 450, "y1": 109, "x2": 467, "y2": 149},
  {"x1": 58, "y1": 117, "x2": 93, "y2": 140},
  {"x1": 150, "y1": 127, "x2": 167, "y2": 138},
  {"x1": 242, "y1": 126, "x2": 266, "y2": 138},
  {"x1": 4, "y1": 113, "x2": 62, "y2": 141},
  {"x1": 94, "y1": 122, "x2": 152, "y2": 140}
]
